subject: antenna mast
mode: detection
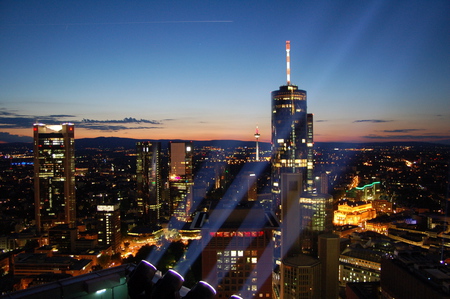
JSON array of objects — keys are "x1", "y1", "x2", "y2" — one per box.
[
  {"x1": 286, "y1": 41, "x2": 291, "y2": 85},
  {"x1": 254, "y1": 126, "x2": 260, "y2": 161}
]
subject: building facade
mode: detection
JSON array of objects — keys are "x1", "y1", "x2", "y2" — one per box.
[
  {"x1": 339, "y1": 246, "x2": 382, "y2": 286},
  {"x1": 97, "y1": 203, "x2": 121, "y2": 253},
  {"x1": 333, "y1": 201, "x2": 377, "y2": 226},
  {"x1": 201, "y1": 203, "x2": 278, "y2": 299},
  {"x1": 169, "y1": 142, "x2": 193, "y2": 221},
  {"x1": 33, "y1": 123, "x2": 76, "y2": 232},
  {"x1": 281, "y1": 255, "x2": 322, "y2": 299},
  {"x1": 298, "y1": 193, "x2": 334, "y2": 254},
  {"x1": 136, "y1": 141, "x2": 163, "y2": 226}
]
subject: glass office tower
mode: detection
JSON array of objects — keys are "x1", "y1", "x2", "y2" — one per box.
[
  {"x1": 136, "y1": 141, "x2": 162, "y2": 226},
  {"x1": 33, "y1": 123, "x2": 76, "y2": 232},
  {"x1": 271, "y1": 84, "x2": 308, "y2": 210},
  {"x1": 169, "y1": 141, "x2": 193, "y2": 221}
]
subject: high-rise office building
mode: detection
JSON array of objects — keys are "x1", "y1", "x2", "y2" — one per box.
[
  {"x1": 271, "y1": 41, "x2": 310, "y2": 211},
  {"x1": 201, "y1": 202, "x2": 278, "y2": 299},
  {"x1": 136, "y1": 141, "x2": 162, "y2": 226},
  {"x1": 318, "y1": 234, "x2": 340, "y2": 299},
  {"x1": 306, "y1": 113, "x2": 314, "y2": 191},
  {"x1": 33, "y1": 123, "x2": 76, "y2": 233},
  {"x1": 280, "y1": 173, "x2": 303, "y2": 258},
  {"x1": 316, "y1": 172, "x2": 329, "y2": 194},
  {"x1": 48, "y1": 224, "x2": 77, "y2": 252},
  {"x1": 97, "y1": 203, "x2": 121, "y2": 253},
  {"x1": 169, "y1": 142, "x2": 193, "y2": 221},
  {"x1": 298, "y1": 192, "x2": 334, "y2": 254},
  {"x1": 280, "y1": 254, "x2": 322, "y2": 299}
]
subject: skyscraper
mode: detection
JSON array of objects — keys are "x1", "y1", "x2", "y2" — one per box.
[
  {"x1": 298, "y1": 192, "x2": 334, "y2": 254},
  {"x1": 169, "y1": 141, "x2": 193, "y2": 221},
  {"x1": 136, "y1": 141, "x2": 162, "y2": 226},
  {"x1": 306, "y1": 113, "x2": 314, "y2": 191},
  {"x1": 97, "y1": 203, "x2": 121, "y2": 253},
  {"x1": 271, "y1": 41, "x2": 310, "y2": 211},
  {"x1": 33, "y1": 123, "x2": 76, "y2": 233},
  {"x1": 201, "y1": 202, "x2": 278, "y2": 298}
]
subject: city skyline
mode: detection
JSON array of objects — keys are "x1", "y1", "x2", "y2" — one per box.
[{"x1": 1, "y1": 0, "x2": 450, "y2": 144}]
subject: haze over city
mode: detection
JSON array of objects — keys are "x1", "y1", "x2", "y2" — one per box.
[{"x1": 1, "y1": 0, "x2": 449, "y2": 143}]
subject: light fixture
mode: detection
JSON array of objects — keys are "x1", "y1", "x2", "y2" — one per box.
[
  {"x1": 151, "y1": 269, "x2": 184, "y2": 299},
  {"x1": 127, "y1": 260, "x2": 157, "y2": 298},
  {"x1": 182, "y1": 281, "x2": 216, "y2": 299}
]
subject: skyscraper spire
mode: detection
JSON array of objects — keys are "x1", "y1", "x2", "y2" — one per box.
[{"x1": 286, "y1": 41, "x2": 291, "y2": 85}]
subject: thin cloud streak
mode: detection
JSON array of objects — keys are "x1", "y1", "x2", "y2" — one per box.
[
  {"x1": 382, "y1": 129, "x2": 422, "y2": 133},
  {"x1": 82, "y1": 117, "x2": 161, "y2": 125},
  {"x1": 6, "y1": 20, "x2": 233, "y2": 26},
  {"x1": 363, "y1": 134, "x2": 450, "y2": 140},
  {"x1": 354, "y1": 119, "x2": 393, "y2": 123},
  {"x1": 82, "y1": 125, "x2": 163, "y2": 131}
]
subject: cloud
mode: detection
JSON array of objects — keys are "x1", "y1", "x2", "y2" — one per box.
[
  {"x1": 49, "y1": 114, "x2": 76, "y2": 118},
  {"x1": 82, "y1": 125, "x2": 162, "y2": 131},
  {"x1": 0, "y1": 116, "x2": 37, "y2": 128},
  {"x1": 82, "y1": 117, "x2": 161, "y2": 124},
  {"x1": 353, "y1": 119, "x2": 392, "y2": 123},
  {"x1": 315, "y1": 120, "x2": 328, "y2": 123},
  {"x1": 382, "y1": 129, "x2": 422, "y2": 133},
  {"x1": 0, "y1": 110, "x2": 16, "y2": 116},
  {"x1": 0, "y1": 109, "x2": 164, "y2": 132},
  {"x1": 0, "y1": 110, "x2": 77, "y2": 128},
  {"x1": 363, "y1": 134, "x2": 450, "y2": 140},
  {"x1": 0, "y1": 132, "x2": 33, "y2": 143}
]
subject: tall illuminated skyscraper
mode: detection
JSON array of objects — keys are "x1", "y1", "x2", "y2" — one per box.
[
  {"x1": 271, "y1": 41, "x2": 310, "y2": 210},
  {"x1": 306, "y1": 113, "x2": 314, "y2": 191},
  {"x1": 201, "y1": 202, "x2": 277, "y2": 299},
  {"x1": 97, "y1": 203, "x2": 122, "y2": 253},
  {"x1": 33, "y1": 123, "x2": 76, "y2": 233},
  {"x1": 136, "y1": 141, "x2": 162, "y2": 226},
  {"x1": 169, "y1": 141, "x2": 193, "y2": 221}
]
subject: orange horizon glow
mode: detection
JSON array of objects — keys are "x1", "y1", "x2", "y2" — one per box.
[{"x1": 4, "y1": 126, "x2": 447, "y2": 144}]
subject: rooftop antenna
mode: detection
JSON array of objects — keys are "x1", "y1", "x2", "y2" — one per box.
[{"x1": 286, "y1": 41, "x2": 291, "y2": 85}]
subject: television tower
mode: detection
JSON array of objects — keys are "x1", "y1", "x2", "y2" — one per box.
[{"x1": 254, "y1": 126, "x2": 260, "y2": 161}]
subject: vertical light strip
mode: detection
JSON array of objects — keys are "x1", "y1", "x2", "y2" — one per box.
[{"x1": 286, "y1": 41, "x2": 291, "y2": 85}]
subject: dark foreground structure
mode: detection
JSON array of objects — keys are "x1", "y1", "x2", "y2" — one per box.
[{"x1": 0, "y1": 261, "x2": 224, "y2": 299}]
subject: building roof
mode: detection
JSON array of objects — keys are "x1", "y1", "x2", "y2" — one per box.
[
  {"x1": 283, "y1": 254, "x2": 321, "y2": 268},
  {"x1": 194, "y1": 202, "x2": 279, "y2": 230}
]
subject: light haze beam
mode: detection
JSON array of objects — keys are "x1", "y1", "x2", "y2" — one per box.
[{"x1": 6, "y1": 20, "x2": 233, "y2": 26}]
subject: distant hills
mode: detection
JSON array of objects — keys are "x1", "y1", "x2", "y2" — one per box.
[
  {"x1": 74, "y1": 137, "x2": 272, "y2": 150},
  {"x1": 1, "y1": 136, "x2": 449, "y2": 152}
]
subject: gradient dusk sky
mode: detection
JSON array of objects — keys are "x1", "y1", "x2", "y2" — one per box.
[{"x1": 1, "y1": 0, "x2": 449, "y2": 143}]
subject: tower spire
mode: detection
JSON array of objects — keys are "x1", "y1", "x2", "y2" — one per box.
[
  {"x1": 286, "y1": 41, "x2": 291, "y2": 85},
  {"x1": 254, "y1": 126, "x2": 260, "y2": 161}
]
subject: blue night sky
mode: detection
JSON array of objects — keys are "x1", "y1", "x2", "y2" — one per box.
[{"x1": 1, "y1": 0, "x2": 449, "y2": 143}]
